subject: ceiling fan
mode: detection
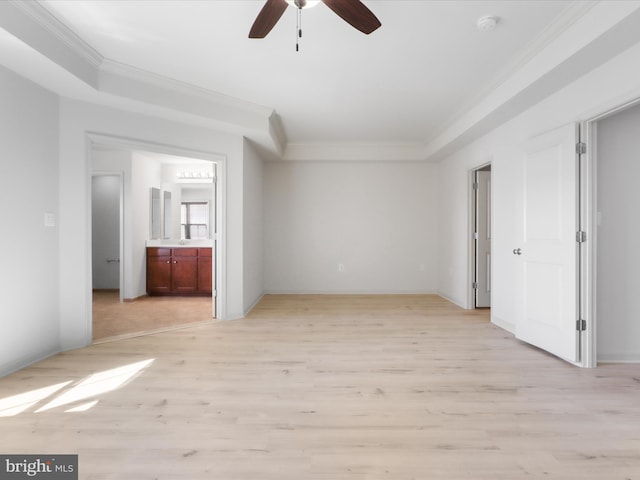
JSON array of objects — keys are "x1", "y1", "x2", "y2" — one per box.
[{"x1": 249, "y1": 0, "x2": 381, "y2": 40}]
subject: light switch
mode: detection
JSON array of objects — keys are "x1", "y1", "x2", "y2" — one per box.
[{"x1": 44, "y1": 212, "x2": 56, "y2": 227}]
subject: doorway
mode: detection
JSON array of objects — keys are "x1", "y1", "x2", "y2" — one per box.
[
  {"x1": 89, "y1": 139, "x2": 224, "y2": 342},
  {"x1": 471, "y1": 164, "x2": 492, "y2": 309},
  {"x1": 588, "y1": 100, "x2": 640, "y2": 364},
  {"x1": 91, "y1": 174, "x2": 122, "y2": 299}
]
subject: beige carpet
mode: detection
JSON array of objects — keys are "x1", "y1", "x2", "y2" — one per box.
[{"x1": 92, "y1": 290, "x2": 214, "y2": 342}]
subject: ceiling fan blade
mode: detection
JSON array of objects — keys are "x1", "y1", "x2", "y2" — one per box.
[
  {"x1": 249, "y1": 0, "x2": 289, "y2": 38},
  {"x1": 321, "y1": 0, "x2": 381, "y2": 34}
]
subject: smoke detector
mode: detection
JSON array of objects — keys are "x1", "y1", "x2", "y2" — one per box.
[{"x1": 477, "y1": 15, "x2": 499, "y2": 31}]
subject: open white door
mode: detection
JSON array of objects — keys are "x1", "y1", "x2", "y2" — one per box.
[{"x1": 516, "y1": 123, "x2": 579, "y2": 363}]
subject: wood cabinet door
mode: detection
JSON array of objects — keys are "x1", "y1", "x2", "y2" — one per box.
[
  {"x1": 171, "y1": 256, "x2": 198, "y2": 293},
  {"x1": 147, "y1": 256, "x2": 172, "y2": 293},
  {"x1": 198, "y1": 256, "x2": 213, "y2": 293}
]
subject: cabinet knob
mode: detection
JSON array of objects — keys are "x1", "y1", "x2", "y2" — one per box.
[
  {"x1": 173, "y1": 261, "x2": 177, "y2": 264},
  {"x1": 166, "y1": 261, "x2": 170, "y2": 264}
]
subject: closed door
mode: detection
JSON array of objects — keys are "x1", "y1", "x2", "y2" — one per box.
[
  {"x1": 515, "y1": 123, "x2": 579, "y2": 363},
  {"x1": 475, "y1": 169, "x2": 491, "y2": 308},
  {"x1": 91, "y1": 175, "x2": 121, "y2": 290}
]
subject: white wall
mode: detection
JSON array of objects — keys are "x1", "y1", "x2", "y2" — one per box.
[
  {"x1": 243, "y1": 140, "x2": 264, "y2": 311},
  {"x1": 596, "y1": 102, "x2": 640, "y2": 361},
  {"x1": 59, "y1": 98, "x2": 247, "y2": 351},
  {"x1": 0, "y1": 65, "x2": 60, "y2": 375},
  {"x1": 437, "y1": 40, "x2": 640, "y2": 333},
  {"x1": 91, "y1": 175, "x2": 120, "y2": 289},
  {"x1": 264, "y1": 160, "x2": 438, "y2": 293}
]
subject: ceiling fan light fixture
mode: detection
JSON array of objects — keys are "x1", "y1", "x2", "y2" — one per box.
[{"x1": 285, "y1": 0, "x2": 321, "y2": 9}]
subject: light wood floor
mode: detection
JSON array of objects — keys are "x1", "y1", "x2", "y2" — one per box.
[
  {"x1": 92, "y1": 290, "x2": 214, "y2": 342},
  {"x1": 2, "y1": 294, "x2": 640, "y2": 479}
]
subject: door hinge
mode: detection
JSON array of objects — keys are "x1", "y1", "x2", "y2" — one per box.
[
  {"x1": 576, "y1": 231, "x2": 587, "y2": 243},
  {"x1": 472, "y1": 282, "x2": 478, "y2": 289},
  {"x1": 472, "y1": 182, "x2": 479, "y2": 190},
  {"x1": 576, "y1": 319, "x2": 586, "y2": 331},
  {"x1": 212, "y1": 290, "x2": 217, "y2": 297},
  {"x1": 576, "y1": 142, "x2": 587, "y2": 155},
  {"x1": 473, "y1": 232, "x2": 478, "y2": 240}
]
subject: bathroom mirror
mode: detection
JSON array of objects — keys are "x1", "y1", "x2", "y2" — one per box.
[
  {"x1": 150, "y1": 187, "x2": 161, "y2": 239},
  {"x1": 163, "y1": 191, "x2": 172, "y2": 239}
]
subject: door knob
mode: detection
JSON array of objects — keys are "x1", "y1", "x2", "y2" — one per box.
[{"x1": 513, "y1": 248, "x2": 522, "y2": 255}]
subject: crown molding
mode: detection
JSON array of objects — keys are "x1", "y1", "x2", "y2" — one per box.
[
  {"x1": 98, "y1": 60, "x2": 279, "y2": 152},
  {"x1": 11, "y1": 0, "x2": 103, "y2": 68},
  {"x1": 99, "y1": 59, "x2": 273, "y2": 118},
  {"x1": 3, "y1": 1, "x2": 283, "y2": 155},
  {"x1": 268, "y1": 112, "x2": 287, "y2": 156},
  {"x1": 283, "y1": 142, "x2": 429, "y2": 162}
]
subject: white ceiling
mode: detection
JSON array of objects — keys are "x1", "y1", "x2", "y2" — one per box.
[{"x1": 37, "y1": 0, "x2": 576, "y2": 145}]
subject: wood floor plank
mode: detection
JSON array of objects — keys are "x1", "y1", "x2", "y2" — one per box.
[{"x1": 1, "y1": 294, "x2": 640, "y2": 479}]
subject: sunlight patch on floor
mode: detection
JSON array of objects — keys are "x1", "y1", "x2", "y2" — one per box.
[
  {"x1": 0, "y1": 382, "x2": 72, "y2": 417},
  {"x1": 0, "y1": 359, "x2": 154, "y2": 417},
  {"x1": 36, "y1": 358, "x2": 155, "y2": 413}
]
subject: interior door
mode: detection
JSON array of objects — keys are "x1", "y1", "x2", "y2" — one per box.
[
  {"x1": 211, "y1": 164, "x2": 217, "y2": 318},
  {"x1": 516, "y1": 123, "x2": 579, "y2": 363},
  {"x1": 475, "y1": 170, "x2": 491, "y2": 308}
]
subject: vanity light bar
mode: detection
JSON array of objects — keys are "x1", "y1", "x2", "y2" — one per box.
[{"x1": 176, "y1": 171, "x2": 214, "y2": 179}]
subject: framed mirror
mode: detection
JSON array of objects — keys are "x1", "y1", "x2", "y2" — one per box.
[
  {"x1": 163, "y1": 191, "x2": 172, "y2": 239},
  {"x1": 150, "y1": 187, "x2": 161, "y2": 239}
]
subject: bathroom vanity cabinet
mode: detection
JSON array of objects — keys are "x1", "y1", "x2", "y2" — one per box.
[{"x1": 147, "y1": 247, "x2": 212, "y2": 295}]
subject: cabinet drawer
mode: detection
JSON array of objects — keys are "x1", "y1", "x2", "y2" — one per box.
[
  {"x1": 172, "y1": 248, "x2": 198, "y2": 257},
  {"x1": 198, "y1": 248, "x2": 213, "y2": 257},
  {"x1": 147, "y1": 247, "x2": 171, "y2": 257}
]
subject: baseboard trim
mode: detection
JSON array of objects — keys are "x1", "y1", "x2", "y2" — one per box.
[
  {"x1": 244, "y1": 293, "x2": 265, "y2": 317},
  {"x1": 1, "y1": 347, "x2": 60, "y2": 379},
  {"x1": 598, "y1": 354, "x2": 640, "y2": 364},
  {"x1": 264, "y1": 290, "x2": 438, "y2": 295},
  {"x1": 123, "y1": 294, "x2": 147, "y2": 303},
  {"x1": 435, "y1": 291, "x2": 467, "y2": 309},
  {"x1": 491, "y1": 315, "x2": 516, "y2": 335}
]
